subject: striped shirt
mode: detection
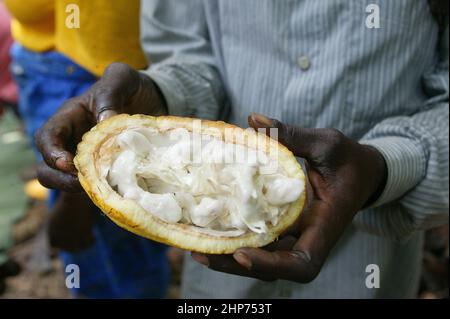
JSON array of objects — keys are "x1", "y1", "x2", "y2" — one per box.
[{"x1": 141, "y1": 0, "x2": 449, "y2": 298}]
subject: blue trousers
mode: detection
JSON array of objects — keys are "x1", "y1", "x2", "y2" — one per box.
[{"x1": 11, "y1": 43, "x2": 169, "y2": 298}]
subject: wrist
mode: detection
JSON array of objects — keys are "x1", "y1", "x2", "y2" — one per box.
[
  {"x1": 362, "y1": 145, "x2": 387, "y2": 208},
  {"x1": 139, "y1": 72, "x2": 168, "y2": 116}
]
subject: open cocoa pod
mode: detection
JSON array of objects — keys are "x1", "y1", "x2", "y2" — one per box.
[{"x1": 74, "y1": 114, "x2": 306, "y2": 254}]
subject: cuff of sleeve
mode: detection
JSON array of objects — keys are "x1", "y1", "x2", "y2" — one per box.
[
  {"x1": 141, "y1": 68, "x2": 189, "y2": 117},
  {"x1": 360, "y1": 136, "x2": 427, "y2": 207}
]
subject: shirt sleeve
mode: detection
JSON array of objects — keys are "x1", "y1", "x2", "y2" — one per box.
[
  {"x1": 355, "y1": 26, "x2": 449, "y2": 241},
  {"x1": 139, "y1": 0, "x2": 226, "y2": 120}
]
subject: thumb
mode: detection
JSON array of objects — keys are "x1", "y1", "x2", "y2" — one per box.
[
  {"x1": 96, "y1": 109, "x2": 118, "y2": 122},
  {"x1": 93, "y1": 63, "x2": 140, "y2": 122},
  {"x1": 248, "y1": 112, "x2": 317, "y2": 158}
]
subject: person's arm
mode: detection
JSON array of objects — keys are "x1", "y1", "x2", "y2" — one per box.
[
  {"x1": 140, "y1": 0, "x2": 226, "y2": 120},
  {"x1": 191, "y1": 27, "x2": 449, "y2": 284},
  {"x1": 4, "y1": 0, "x2": 54, "y2": 23},
  {"x1": 355, "y1": 26, "x2": 449, "y2": 241}
]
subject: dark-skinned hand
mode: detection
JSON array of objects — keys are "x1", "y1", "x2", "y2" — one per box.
[
  {"x1": 34, "y1": 61, "x2": 388, "y2": 283},
  {"x1": 35, "y1": 62, "x2": 167, "y2": 191},
  {"x1": 191, "y1": 112, "x2": 387, "y2": 283}
]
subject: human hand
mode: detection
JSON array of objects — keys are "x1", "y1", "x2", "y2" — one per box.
[
  {"x1": 191, "y1": 113, "x2": 387, "y2": 283},
  {"x1": 35, "y1": 62, "x2": 167, "y2": 192}
]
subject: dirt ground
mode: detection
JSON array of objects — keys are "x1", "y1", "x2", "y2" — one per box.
[
  {"x1": 0, "y1": 198, "x2": 448, "y2": 299},
  {"x1": 1, "y1": 199, "x2": 184, "y2": 299},
  {"x1": 2, "y1": 201, "x2": 71, "y2": 298},
  {"x1": 3, "y1": 243, "x2": 70, "y2": 298}
]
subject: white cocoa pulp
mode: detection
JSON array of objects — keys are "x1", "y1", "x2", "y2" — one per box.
[{"x1": 105, "y1": 127, "x2": 303, "y2": 236}]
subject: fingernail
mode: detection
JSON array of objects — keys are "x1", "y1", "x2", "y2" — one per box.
[
  {"x1": 55, "y1": 157, "x2": 65, "y2": 169},
  {"x1": 55, "y1": 157, "x2": 70, "y2": 171},
  {"x1": 289, "y1": 250, "x2": 311, "y2": 263},
  {"x1": 55, "y1": 156, "x2": 76, "y2": 173},
  {"x1": 97, "y1": 110, "x2": 117, "y2": 122},
  {"x1": 233, "y1": 252, "x2": 252, "y2": 270},
  {"x1": 191, "y1": 253, "x2": 209, "y2": 267},
  {"x1": 250, "y1": 113, "x2": 273, "y2": 127}
]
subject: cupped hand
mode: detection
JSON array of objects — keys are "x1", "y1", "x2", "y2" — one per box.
[
  {"x1": 191, "y1": 112, "x2": 387, "y2": 283},
  {"x1": 35, "y1": 62, "x2": 167, "y2": 191}
]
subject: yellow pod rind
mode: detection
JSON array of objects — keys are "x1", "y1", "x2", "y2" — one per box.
[{"x1": 74, "y1": 114, "x2": 307, "y2": 254}]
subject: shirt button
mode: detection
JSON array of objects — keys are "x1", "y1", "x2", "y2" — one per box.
[{"x1": 297, "y1": 55, "x2": 311, "y2": 71}]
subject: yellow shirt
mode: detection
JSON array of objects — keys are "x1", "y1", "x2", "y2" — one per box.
[
  {"x1": 5, "y1": 0, "x2": 148, "y2": 77},
  {"x1": 55, "y1": 0, "x2": 148, "y2": 76},
  {"x1": 4, "y1": 0, "x2": 55, "y2": 52}
]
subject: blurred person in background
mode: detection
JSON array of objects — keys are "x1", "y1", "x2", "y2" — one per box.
[
  {"x1": 0, "y1": 0, "x2": 22, "y2": 294},
  {"x1": 36, "y1": 0, "x2": 448, "y2": 298},
  {"x1": 0, "y1": 1, "x2": 17, "y2": 117},
  {"x1": 4, "y1": 0, "x2": 169, "y2": 298}
]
